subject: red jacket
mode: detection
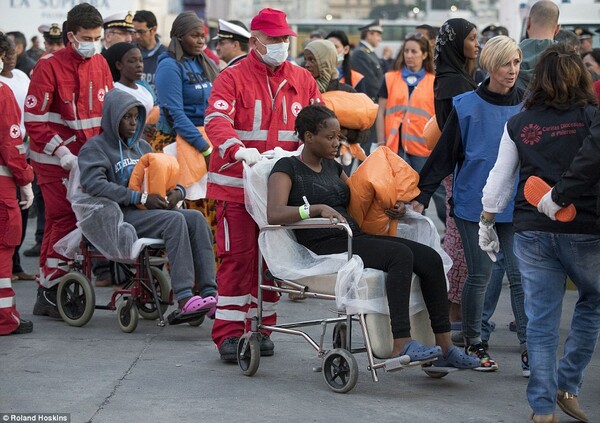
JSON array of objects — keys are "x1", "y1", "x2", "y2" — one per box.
[
  {"x1": 24, "y1": 45, "x2": 113, "y2": 183},
  {"x1": 0, "y1": 83, "x2": 34, "y2": 200},
  {"x1": 205, "y1": 50, "x2": 322, "y2": 203}
]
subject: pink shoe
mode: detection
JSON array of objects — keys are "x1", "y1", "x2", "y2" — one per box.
[{"x1": 167, "y1": 295, "x2": 217, "y2": 325}]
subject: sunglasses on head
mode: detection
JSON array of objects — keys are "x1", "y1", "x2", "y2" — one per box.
[{"x1": 404, "y1": 32, "x2": 425, "y2": 41}]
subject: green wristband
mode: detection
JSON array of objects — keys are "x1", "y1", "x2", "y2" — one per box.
[
  {"x1": 202, "y1": 146, "x2": 213, "y2": 157},
  {"x1": 299, "y1": 204, "x2": 310, "y2": 220}
]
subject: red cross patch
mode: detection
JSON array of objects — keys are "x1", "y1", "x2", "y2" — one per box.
[
  {"x1": 291, "y1": 102, "x2": 302, "y2": 117},
  {"x1": 97, "y1": 89, "x2": 106, "y2": 102},
  {"x1": 10, "y1": 124, "x2": 21, "y2": 139},
  {"x1": 214, "y1": 99, "x2": 229, "y2": 110},
  {"x1": 25, "y1": 95, "x2": 37, "y2": 108}
]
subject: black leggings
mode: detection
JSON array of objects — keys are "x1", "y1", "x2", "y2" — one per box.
[{"x1": 307, "y1": 234, "x2": 450, "y2": 338}]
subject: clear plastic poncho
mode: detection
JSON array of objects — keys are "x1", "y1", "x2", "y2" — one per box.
[{"x1": 53, "y1": 165, "x2": 140, "y2": 263}]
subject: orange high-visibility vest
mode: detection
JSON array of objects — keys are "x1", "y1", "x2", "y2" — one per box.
[
  {"x1": 383, "y1": 71, "x2": 434, "y2": 157},
  {"x1": 340, "y1": 69, "x2": 364, "y2": 89}
]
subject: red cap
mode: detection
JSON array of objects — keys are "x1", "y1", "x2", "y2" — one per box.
[{"x1": 250, "y1": 8, "x2": 297, "y2": 37}]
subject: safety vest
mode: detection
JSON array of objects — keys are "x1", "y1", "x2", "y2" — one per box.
[
  {"x1": 383, "y1": 71, "x2": 434, "y2": 157},
  {"x1": 340, "y1": 69, "x2": 364, "y2": 89}
]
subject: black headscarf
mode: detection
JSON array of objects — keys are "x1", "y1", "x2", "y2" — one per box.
[
  {"x1": 102, "y1": 42, "x2": 137, "y2": 82},
  {"x1": 168, "y1": 11, "x2": 218, "y2": 82},
  {"x1": 434, "y1": 18, "x2": 478, "y2": 100}
]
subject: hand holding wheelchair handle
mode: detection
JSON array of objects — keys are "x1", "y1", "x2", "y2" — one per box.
[{"x1": 145, "y1": 193, "x2": 169, "y2": 210}]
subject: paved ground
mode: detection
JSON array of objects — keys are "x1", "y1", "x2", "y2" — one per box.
[{"x1": 2, "y1": 215, "x2": 599, "y2": 423}]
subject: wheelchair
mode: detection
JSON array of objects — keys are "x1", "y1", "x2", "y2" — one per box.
[
  {"x1": 56, "y1": 236, "x2": 173, "y2": 333},
  {"x1": 237, "y1": 218, "x2": 455, "y2": 393}
]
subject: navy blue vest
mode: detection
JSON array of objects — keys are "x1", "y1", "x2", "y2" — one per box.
[{"x1": 453, "y1": 91, "x2": 522, "y2": 222}]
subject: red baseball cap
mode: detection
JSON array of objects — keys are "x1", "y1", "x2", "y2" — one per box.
[{"x1": 250, "y1": 8, "x2": 297, "y2": 37}]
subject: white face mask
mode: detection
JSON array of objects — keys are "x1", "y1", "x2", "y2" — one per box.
[
  {"x1": 0, "y1": 60, "x2": 4, "y2": 74},
  {"x1": 336, "y1": 53, "x2": 344, "y2": 64},
  {"x1": 256, "y1": 38, "x2": 289, "y2": 67},
  {"x1": 72, "y1": 35, "x2": 102, "y2": 58}
]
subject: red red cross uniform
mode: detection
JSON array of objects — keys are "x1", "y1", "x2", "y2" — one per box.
[
  {"x1": 24, "y1": 46, "x2": 113, "y2": 287},
  {"x1": 0, "y1": 83, "x2": 34, "y2": 335},
  {"x1": 205, "y1": 50, "x2": 322, "y2": 347}
]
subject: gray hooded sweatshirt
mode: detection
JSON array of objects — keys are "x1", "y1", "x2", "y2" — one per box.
[{"x1": 79, "y1": 89, "x2": 151, "y2": 206}]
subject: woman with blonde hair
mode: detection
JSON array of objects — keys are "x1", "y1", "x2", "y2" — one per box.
[{"x1": 412, "y1": 35, "x2": 528, "y2": 373}]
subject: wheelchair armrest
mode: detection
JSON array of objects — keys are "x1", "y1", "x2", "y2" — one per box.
[
  {"x1": 262, "y1": 218, "x2": 353, "y2": 237},
  {"x1": 260, "y1": 218, "x2": 353, "y2": 258}
]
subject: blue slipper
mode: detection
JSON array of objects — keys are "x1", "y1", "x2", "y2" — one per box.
[
  {"x1": 400, "y1": 340, "x2": 442, "y2": 362},
  {"x1": 433, "y1": 346, "x2": 479, "y2": 369}
]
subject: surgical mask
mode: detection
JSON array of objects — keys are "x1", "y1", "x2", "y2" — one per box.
[
  {"x1": 256, "y1": 38, "x2": 289, "y2": 67},
  {"x1": 336, "y1": 53, "x2": 344, "y2": 63},
  {"x1": 72, "y1": 35, "x2": 102, "y2": 58},
  {"x1": 0, "y1": 60, "x2": 3, "y2": 74}
]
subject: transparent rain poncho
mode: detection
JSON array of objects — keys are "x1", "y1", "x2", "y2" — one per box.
[{"x1": 53, "y1": 165, "x2": 141, "y2": 263}]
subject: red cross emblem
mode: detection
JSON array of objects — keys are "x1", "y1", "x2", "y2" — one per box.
[
  {"x1": 97, "y1": 89, "x2": 106, "y2": 102},
  {"x1": 25, "y1": 95, "x2": 37, "y2": 108},
  {"x1": 291, "y1": 102, "x2": 302, "y2": 117},
  {"x1": 10, "y1": 124, "x2": 21, "y2": 139},
  {"x1": 214, "y1": 99, "x2": 229, "y2": 110}
]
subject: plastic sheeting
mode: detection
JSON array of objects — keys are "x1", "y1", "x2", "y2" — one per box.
[
  {"x1": 243, "y1": 147, "x2": 435, "y2": 316},
  {"x1": 53, "y1": 165, "x2": 140, "y2": 263}
]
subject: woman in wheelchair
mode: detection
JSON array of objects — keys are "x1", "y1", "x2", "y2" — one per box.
[
  {"x1": 267, "y1": 104, "x2": 478, "y2": 368},
  {"x1": 78, "y1": 89, "x2": 217, "y2": 324}
]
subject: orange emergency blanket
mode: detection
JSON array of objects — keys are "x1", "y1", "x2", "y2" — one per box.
[
  {"x1": 175, "y1": 126, "x2": 212, "y2": 188},
  {"x1": 322, "y1": 91, "x2": 378, "y2": 131},
  {"x1": 347, "y1": 146, "x2": 420, "y2": 236},
  {"x1": 423, "y1": 115, "x2": 442, "y2": 150},
  {"x1": 128, "y1": 153, "x2": 180, "y2": 209}
]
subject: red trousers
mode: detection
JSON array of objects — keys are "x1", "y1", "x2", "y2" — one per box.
[
  {"x1": 211, "y1": 201, "x2": 279, "y2": 347},
  {"x1": 38, "y1": 180, "x2": 76, "y2": 287},
  {"x1": 0, "y1": 199, "x2": 23, "y2": 335}
]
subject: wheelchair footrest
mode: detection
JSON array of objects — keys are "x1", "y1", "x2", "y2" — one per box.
[
  {"x1": 420, "y1": 366, "x2": 459, "y2": 375},
  {"x1": 384, "y1": 355, "x2": 436, "y2": 373}
]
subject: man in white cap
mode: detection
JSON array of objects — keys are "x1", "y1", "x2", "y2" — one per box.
[
  {"x1": 351, "y1": 19, "x2": 383, "y2": 103},
  {"x1": 213, "y1": 19, "x2": 250, "y2": 68},
  {"x1": 103, "y1": 10, "x2": 135, "y2": 49},
  {"x1": 38, "y1": 23, "x2": 65, "y2": 55},
  {"x1": 204, "y1": 7, "x2": 322, "y2": 362}
]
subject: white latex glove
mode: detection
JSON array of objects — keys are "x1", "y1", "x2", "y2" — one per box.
[
  {"x1": 478, "y1": 221, "x2": 499, "y2": 262},
  {"x1": 234, "y1": 147, "x2": 261, "y2": 166},
  {"x1": 55, "y1": 146, "x2": 77, "y2": 170},
  {"x1": 537, "y1": 188, "x2": 561, "y2": 221},
  {"x1": 19, "y1": 183, "x2": 34, "y2": 210}
]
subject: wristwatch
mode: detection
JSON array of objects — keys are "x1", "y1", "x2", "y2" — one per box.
[{"x1": 480, "y1": 211, "x2": 494, "y2": 227}]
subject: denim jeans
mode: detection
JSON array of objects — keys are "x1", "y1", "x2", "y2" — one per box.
[
  {"x1": 454, "y1": 217, "x2": 527, "y2": 346},
  {"x1": 481, "y1": 250, "x2": 506, "y2": 342},
  {"x1": 514, "y1": 231, "x2": 600, "y2": 415}
]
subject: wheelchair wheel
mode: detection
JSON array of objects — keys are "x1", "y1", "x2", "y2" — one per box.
[
  {"x1": 332, "y1": 322, "x2": 347, "y2": 350},
  {"x1": 322, "y1": 348, "x2": 358, "y2": 393},
  {"x1": 138, "y1": 266, "x2": 170, "y2": 320},
  {"x1": 237, "y1": 333, "x2": 260, "y2": 376},
  {"x1": 117, "y1": 299, "x2": 139, "y2": 333},
  {"x1": 57, "y1": 272, "x2": 95, "y2": 327},
  {"x1": 188, "y1": 315, "x2": 205, "y2": 327}
]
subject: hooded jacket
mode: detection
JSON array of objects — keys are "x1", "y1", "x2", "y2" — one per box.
[{"x1": 78, "y1": 89, "x2": 151, "y2": 207}]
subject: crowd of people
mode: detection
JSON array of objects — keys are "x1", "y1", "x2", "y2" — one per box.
[{"x1": 1, "y1": 1, "x2": 599, "y2": 422}]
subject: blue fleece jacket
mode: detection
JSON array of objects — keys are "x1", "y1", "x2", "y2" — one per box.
[{"x1": 154, "y1": 51, "x2": 212, "y2": 152}]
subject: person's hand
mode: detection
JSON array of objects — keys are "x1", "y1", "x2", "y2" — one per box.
[
  {"x1": 55, "y1": 146, "x2": 77, "y2": 170},
  {"x1": 410, "y1": 200, "x2": 425, "y2": 214},
  {"x1": 19, "y1": 183, "x2": 34, "y2": 210},
  {"x1": 166, "y1": 189, "x2": 183, "y2": 209},
  {"x1": 234, "y1": 147, "x2": 261, "y2": 166},
  {"x1": 537, "y1": 189, "x2": 561, "y2": 221},
  {"x1": 145, "y1": 193, "x2": 168, "y2": 210},
  {"x1": 478, "y1": 221, "x2": 499, "y2": 262},
  {"x1": 203, "y1": 150, "x2": 210, "y2": 171},
  {"x1": 314, "y1": 204, "x2": 347, "y2": 224},
  {"x1": 385, "y1": 201, "x2": 406, "y2": 219}
]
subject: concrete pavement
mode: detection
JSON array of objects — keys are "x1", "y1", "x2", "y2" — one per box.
[{"x1": 2, "y1": 216, "x2": 599, "y2": 423}]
